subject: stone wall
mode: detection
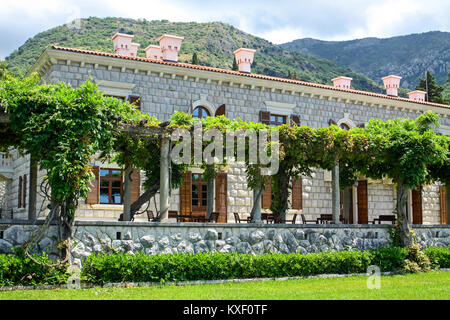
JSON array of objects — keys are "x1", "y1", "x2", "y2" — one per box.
[{"x1": 0, "y1": 221, "x2": 449, "y2": 268}]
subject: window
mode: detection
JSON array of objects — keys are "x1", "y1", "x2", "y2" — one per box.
[
  {"x1": 192, "y1": 106, "x2": 210, "y2": 119},
  {"x1": 99, "y1": 169, "x2": 123, "y2": 204},
  {"x1": 339, "y1": 123, "x2": 350, "y2": 130},
  {"x1": 191, "y1": 173, "x2": 208, "y2": 212},
  {"x1": 269, "y1": 114, "x2": 286, "y2": 126},
  {"x1": 105, "y1": 95, "x2": 125, "y2": 102}
]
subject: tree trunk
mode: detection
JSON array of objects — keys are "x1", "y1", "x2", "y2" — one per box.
[
  {"x1": 396, "y1": 182, "x2": 412, "y2": 247},
  {"x1": 130, "y1": 184, "x2": 159, "y2": 218},
  {"x1": 272, "y1": 170, "x2": 289, "y2": 222},
  {"x1": 206, "y1": 165, "x2": 214, "y2": 219},
  {"x1": 250, "y1": 186, "x2": 262, "y2": 223},
  {"x1": 28, "y1": 156, "x2": 38, "y2": 220}
]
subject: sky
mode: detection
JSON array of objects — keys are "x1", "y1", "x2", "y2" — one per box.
[{"x1": 0, "y1": 0, "x2": 449, "y2": 59}]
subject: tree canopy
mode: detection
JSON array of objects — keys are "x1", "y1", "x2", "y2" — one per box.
[{"x1": 415, "y1": 71, "x2": 445, "y2": 104}]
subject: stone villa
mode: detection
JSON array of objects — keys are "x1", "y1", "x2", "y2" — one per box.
[{"x1": 1, "y1": 32, "x2": 449, "y2": 225}]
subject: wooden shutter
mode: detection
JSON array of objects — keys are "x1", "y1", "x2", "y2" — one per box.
[
  {"x1": 85, "y1": 166, "x2": 99, "y2": 204},
  {"x1": 18, "y1": 176, "x2": 22, "y2": 208},
  {"x1": 259, "y1": 110, "x2": 271, "y2": 125},
  {"x1": 128, "y1": 95, "x2": 141, "y2": 110},
  {"x1": 357, "y1": 180, "x2": 368, "y2": 224},
  {"x1": 130, "y1": 169, "x2": 141, "y2": 204},
  {"x1": 291, "y1": 178, "x2": 302, "y2": 209},
  {"x1": 180, "y1": 171, "x2": 192, "y2": 215},
  {"x1": 261, "y1": 179, "x2": 272, "y2": 209},
  {"x1": 215, "y1": 173, "x2": 228, "y2": 223},
  {"x1": 215, "y1": 104, "x2": 226, "y2": 117},
  {"x1": 412, "y1": 186, "x2": 423, "y2": 224},
  {"x1": 440, "y1": 186, "x2": 447, "y2": 225},
  {"x1": 290, "y1": 114, "x2": 301, "y2": 126},
  {"x1": 22, "y1": 174, "x2": 27, "y2": 208}
]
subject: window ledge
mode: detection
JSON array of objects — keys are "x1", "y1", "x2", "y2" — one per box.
[{"x1": 91, "y1": 204, "x2": 124, "y2": 211}]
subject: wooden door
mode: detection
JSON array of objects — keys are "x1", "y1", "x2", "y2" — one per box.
[
  {"x1": 179, "y1": 171, "x2": 192, "y2": 215},
  {"x1": 440, "y1": 186, "x2": 447, "y2": 225},
  {"x1": 215, "y1": 173, "x2": 228, "y2": 223},
  {"x1": 291, "y1": 178, "x2": 302, "y2": 210},
  {"x1": 340, "y1": 188, "x2": 353, "y2": 224},
  {"x1": 191, "y1": 173, "x2": 208, "y2": 217},
  {"x1": 261, "y1": 179, "x2": 272, "y2": 209},
  {"x1": 357, "y1": 180, "x2": 368, "y2": 224},
  {"x1": 412, "y1": 186, "x2": 423, "y2": 224}
]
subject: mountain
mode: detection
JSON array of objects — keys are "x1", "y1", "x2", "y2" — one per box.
[
  {"x1": 281, "y1": 31, "x2": 450, "y2": 90},
  {"x1": 5, "y1": 17, "x2": 383, "y2": 93}
]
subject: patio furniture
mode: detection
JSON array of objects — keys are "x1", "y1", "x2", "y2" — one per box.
[
  {"x1": 274, "y1": 214, "x2": 298, "y2": 224},
  {"x1": 317, "y1": 214, "x2": 333, "y2": 224},
  {"x1": 371, "y1": 215, "x2": 396, "y2": 224},
  {"x1": 168, "y1": 210, "x2": 178, "y2": 219},
  {"x1": 233, "y1": 212, "x2": 250, "y2": 223},
  {"x1": 301, "y1": 214, "x2": 317, "y2": 224},
  {"x1": 207, "y1": 212, "x2": 219, "y2": 223},
  {"x1": 261, "y1": 213, "x2": 275, "y2": 224}
]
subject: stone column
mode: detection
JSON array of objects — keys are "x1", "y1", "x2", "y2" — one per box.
[
  {"x1": 159, "y1": 134, "x2": 170, "y2": 221},
  {"x1": 251, "y1": 187, "x2": 262, "y2": 223},
  {"x1": 331, "y1": 162, "x2": 340, "y2": 224},
  {"x1": 352, "y1": 185, "x2": 358, "y2": 224},
  {"x1": 122, "y1": 160, "x2": 132, "y2": 221},
  {"x1": 28, "y1": 156, "x2": 38, "y2": 221}
]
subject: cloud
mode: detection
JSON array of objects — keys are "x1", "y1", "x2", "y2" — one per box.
[{"x1": 0, "y1": 0, "x2": 449, "y2": 59}]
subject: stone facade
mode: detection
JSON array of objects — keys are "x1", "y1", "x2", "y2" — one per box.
[
  {"x1": 1, "y1": 46, "x2": 449, "y2": 223},
  {"x1": 0, "y1": 221, "x2": 449, "y2": 268}
]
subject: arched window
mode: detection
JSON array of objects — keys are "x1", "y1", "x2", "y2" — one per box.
[
  {"x1": 339, "y1": 123, "x2": 350, "y2": 130},
  {"x1": 192, "y1": 106, "x2": 210, "y2": 119}
]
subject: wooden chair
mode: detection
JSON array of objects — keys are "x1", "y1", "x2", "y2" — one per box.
[
  {"x1": 371, "y1": 215, "x2": 396, "y2": 224},
  {"x1": 207, "y1": 212, "x2": 219, "y2": 223},
  {"x1": 301, "y1": 213, "x2": 317, "y2": 224},
  {"x1": 234, "y1": 212, "x2": 248, "y2": 223}
]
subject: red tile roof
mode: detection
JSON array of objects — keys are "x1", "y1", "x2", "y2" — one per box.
[{"x1": 51, "y1": 45, "x2": 450, "y2": 110}]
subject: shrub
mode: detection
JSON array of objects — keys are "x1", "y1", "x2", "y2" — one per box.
[
  {"x1": 424, "y1": 247, "x2": 450, "y2": 269},
  {"x1": 0, "y1": 251, "x2": 70, "y2": 287},
  {"x1": 81, "y1": 247, "x2": 449, "y2": 285}
]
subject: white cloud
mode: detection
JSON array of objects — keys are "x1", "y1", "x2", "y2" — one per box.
[{"x1": 0, "y1": 0, "x2": 448, "y2": 59}]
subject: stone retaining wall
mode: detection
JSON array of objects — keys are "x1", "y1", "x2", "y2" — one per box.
[{"x1": 0, "y1": 221, "x2": 449, "y2": 267}]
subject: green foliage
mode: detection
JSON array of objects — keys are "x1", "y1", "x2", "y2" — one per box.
[
  {"x1": 0, "y1": 75, "x2": 141, "y2": 216},
  {"x1": 4, "y1": 17, "x2": 382, "y2": 92},
  {"x1": 424, "y1": 246, "x2": 450, "y2": 268},
  {"x1": 191, "y1": 52, "x2": 199, "y2": 65},
  {"x1": 342, "y1": 112, "x2": 449, "y2": 190},
  {"x1": 415, "y1": 71, "x2": 445, "y2": 104},
  {"x1": 403, "y1": 242, "x2": 431, "y2": 273},
  {"x1": 0, "y1": 252, "x2": 69, "y2": 286},
  {"x1": 442, "y1": 73, "x2": 450, "y2": 104},
  {"x1": 80, "y1": 247, "x2": 450, "y2": 285}
]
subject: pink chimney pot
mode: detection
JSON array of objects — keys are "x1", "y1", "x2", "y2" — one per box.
[
  {"x1": 145, "y1": 45, "x2": 163, "y2": 61},
  {"x1": 112, "y1": 33, "x2": 140, "y2": 57},
  {"x1": 331, "y1": 76, "x2": 353, "y2": 89},
  {"x1": 233, "y1": 48, "x2": 256, "y2": 73},
  {"x1": 158, "y1": 34, "x2": 184, "y2": 62},
  {"x1": 408, "y1": 90, "x2": 427, "y2": 102},
  {"x1": 382, "y1": 75, "x2": 402, "y2": 97}
]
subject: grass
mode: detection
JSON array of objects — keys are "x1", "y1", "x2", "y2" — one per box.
[{"x1": 0, "y1": 271, "x2": 449, "y2": 300}]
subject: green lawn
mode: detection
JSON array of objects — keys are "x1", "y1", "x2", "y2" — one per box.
[{"x1": 1, "y1": 271, "x2": 449, "y2": 300}]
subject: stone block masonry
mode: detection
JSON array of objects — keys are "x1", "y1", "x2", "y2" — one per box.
[{"x1": 0, "y1": 221, "x2": 448, "y2": 268}]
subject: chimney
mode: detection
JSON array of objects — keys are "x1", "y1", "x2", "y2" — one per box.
[
  {"x1": 145, "y1": 45, "x2": 163, "y2": 61},
  {"x1": 233, "y1": 48, "x2": 256, "y2": 73},
  {"x1": 158, "y1": 34, "x2": 184, "y2": 62},
  {"x1": 112, "y1": 33, "x2": 140, "y2": 57},
  {"x1": 408, "y1": 90, "x2": 427, "y2": 102},
  {"x1": 331, "y1": 76, "x2": 352, "y2": 89},
  {"x1": 382, "y1": 75, "x2": 402, "y2": 96}
]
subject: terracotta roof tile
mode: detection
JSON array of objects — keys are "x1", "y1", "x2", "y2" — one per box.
[{"x1": 51, "y1": 45, "x2": 450, "y2": 110}]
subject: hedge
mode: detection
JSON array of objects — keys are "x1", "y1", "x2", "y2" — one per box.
[
  {"x1": 81, "y1": 247, "x2": 449, "y2": 285},
  {"x1": 0, "y1": 252, "x2": 69, "y2": 287},
  {"x1": 1, "y1": 247, "x2": 448, "y2": 287}
]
